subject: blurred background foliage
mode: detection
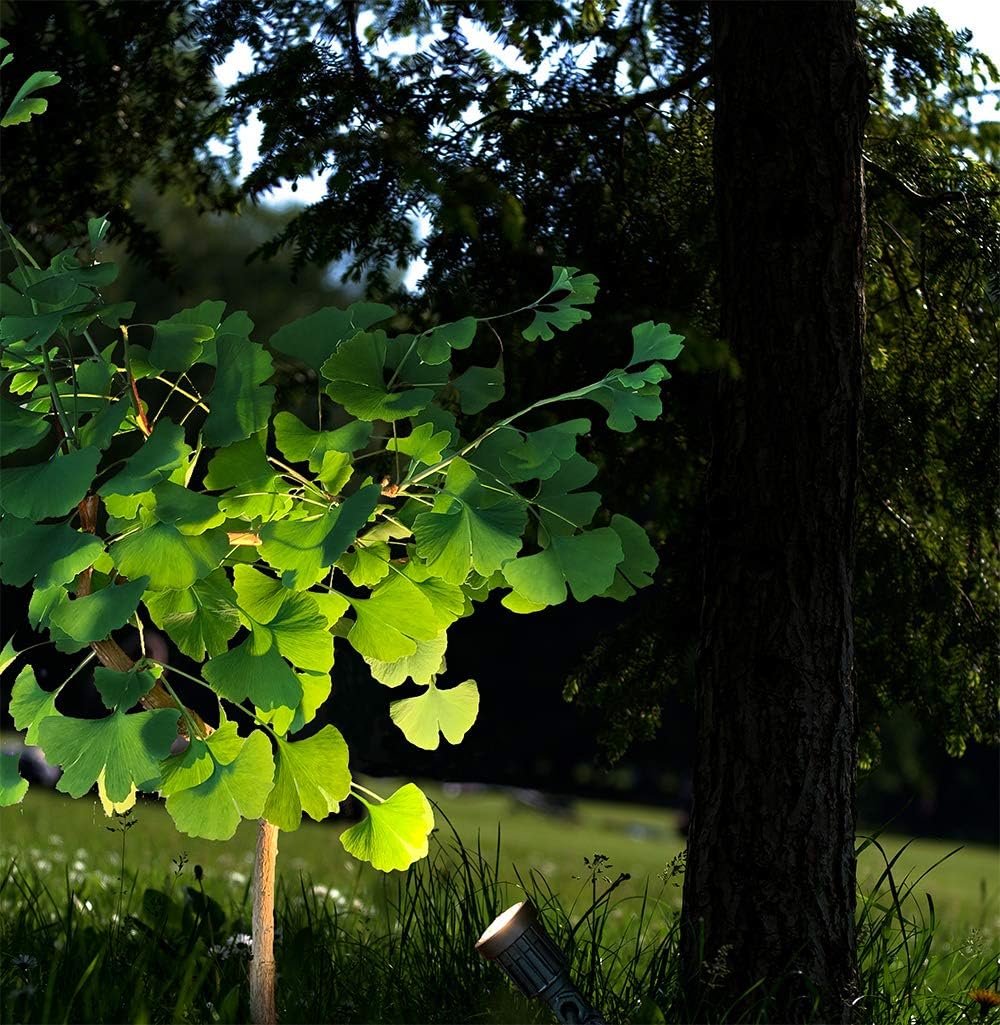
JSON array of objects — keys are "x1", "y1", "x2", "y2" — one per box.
[{"x1": 0, "y1": 0, "x2": 996, "y2": 840}]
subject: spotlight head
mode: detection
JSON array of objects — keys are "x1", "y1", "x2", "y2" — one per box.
[{"x1": 476, "y1": 900, "x2": 607, "y2": 1024}]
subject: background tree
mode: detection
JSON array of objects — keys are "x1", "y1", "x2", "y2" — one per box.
[{"x1": 678, "y1": 4, "x2": 867, "y2": 1019}]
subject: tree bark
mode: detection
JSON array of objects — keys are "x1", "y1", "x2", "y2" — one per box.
[
  {"x1": 250, "y1": 820, "x2": 279, "y2": 1025},
  {"x1": 680, "y1": 4, "x2": 867, "y2": 1022}
]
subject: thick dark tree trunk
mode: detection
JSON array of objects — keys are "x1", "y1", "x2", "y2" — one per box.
[{"x1": 680, "y1": 4, "x2": 868, "y2": 1022}]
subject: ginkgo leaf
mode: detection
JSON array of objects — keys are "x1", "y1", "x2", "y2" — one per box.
[
  {"x1": 111, "y1": 523, "x2": 228, "y2": 591},
  {"x1": 273, "y1": 412, "x2": 372, "y2": 466},
  {"x1": 203, "y1": 436, "x2": 293, "y2": 521},
  {"x1": 500, "y1": 419, "x2": 590, "y2": 482},
  {"x1": 390, "y1": 680, "x2": 479, "y2": 750},
  {"x1": 77, "y1": 395, "x2": 133, "y2": 451},
  {"x1": 0, "y1": 753, "x2": 28, "y2": 807},
  {"x1": 337, "y1": 541, "x2": 391, "y2": 587},
  {"x1": 412, "y1": 458, "x2": 526, "y2": 583},
  {"x1": 234, "y1": 566, "x2": 334, "y2": 673},
  {"x1": 147, "y1": 482, "x2": 226, "y2": 535},
  {"x1": 263, "y1": 727, "x2": 351, "y2": 831},
  {"x1": 2, "y1": 68, "x2": 60, "y2": 127},
  {"x1": 601, "y1": 514, "x2": 659, "y2": 600},
  {"x1": 149, "y1": 300, "x2": 225, "y2": 370},
  {"x1": 38, "y1": 707, "x2": 180, "y2": 802},
  {"x1": 346, "y1": 570, "x2": 458, "y2": 662},
  {"x1": 0, "y1": 517, "x2": 103, "y2": 589},
  {"x1": 502, "y1": 529, "x2": 623, "y2": 609},
  {"x1": 367, "y1": 633, "x2": 448, "y2": 688},
  {"x1": 163, "y1": 729, "x2": 274, "y2": 841},
  {"x1": 202, "y1": 638, "x2": 303, "y2": 713},
  {"x1": 386, "y1": 422, "x2": 450, "y2": 465},
  {"x1": 630, "y1": 321, "x2": 684, "y2": 366},
  {"x1": 259, "y1": 483, "x2": 380, "y2": 588},
  {"x1": 322, "y1": 332, "x2": 433, "y2": 421},
  {"x1": 269, "y1": 302, "x2": 393, "y2": 371},
  {"x1": 0, "y1": 396, "x2": 49, "y2": 454},
  {"x1": 99, "y1": 420, "x2": 190, "y2": 496},
  {"x1": 0, "y1": 636, "x2": 19, "y2": 676},
  {"x1": 203, "y1": 335, "x2": 275, "y2": 446},
  {"x1": 340, "y1": 783, "x2": 434, "y2": 871},
  {"x1": 522, "y1": 267, "x2": 598, "y2": 342},
  {"x1": 9, "y1": 666, "x2": 59, "y2": 744},
  {"x1": 159, "y1": 718, "x2": 244, "y2": 797},
  {"x1": 534, "y1": 453, "x2": 601, "y2": 539},
  {"x1": 0, "y1": 446, "x2": 100, "y2": 520},
  {"x1": 93, "y1": 665, "x2": 158, "y2": 711},
  {"x1": 451, "y1": 365, "x2": 505, "y2": 414},
  {"x1": 416, "y1": 317, "x2": 477, "y2": 365},
  {"x1": 587, "y1": 376, "x2": 663, "y2": 432},
  {"x1": 258, "y1": 669, "x2": 333, "y2": 736},
  {"x1": 142, "y1": 569, "x2": 241, "y2": 661},
  {"x1": 97, "y1": 771, "x2": 137, "y2": 816},
  {"x1": 48, "y1": 576, "x2": 148, "y2": 646},
  {"x1": 316, "y1": 449, "x2": 353, "y2": 494}
]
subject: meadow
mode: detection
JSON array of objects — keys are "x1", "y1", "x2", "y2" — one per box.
[{"x1": 1, "y1": 782, "x2": 997, "y2": 1024}]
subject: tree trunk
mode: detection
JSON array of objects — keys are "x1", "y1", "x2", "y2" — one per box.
[
  {"x1": 680, "y1": 4, "x2": 867, "y2": 1022},
  {"x1": 250, "y1": 820, "x2": 279, "y2": 1025}
]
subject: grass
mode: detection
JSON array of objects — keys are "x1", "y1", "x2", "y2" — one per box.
[{"x1": 1, "y1": 783, "x2": 997, "y2": 1024}]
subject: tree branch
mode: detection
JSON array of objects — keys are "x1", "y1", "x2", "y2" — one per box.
[
  {"x1": 480, "y1": 58, "x2": 713, "y2": 127},
  {"x1": 864, "y1": 156, "x2": 999, "y2": 212}
]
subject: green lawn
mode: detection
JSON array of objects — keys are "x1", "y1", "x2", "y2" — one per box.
[{"x1": 3, "y1": 779, "x2": 995, "y2": 938}]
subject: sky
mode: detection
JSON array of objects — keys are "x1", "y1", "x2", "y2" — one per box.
[{"x1": 210, "y1": 2, "x2": 1000, "y2": 289}]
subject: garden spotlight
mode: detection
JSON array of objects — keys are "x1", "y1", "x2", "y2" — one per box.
[{"x1": 476, "y1": 900, "x2": 607, "y2": 1025}]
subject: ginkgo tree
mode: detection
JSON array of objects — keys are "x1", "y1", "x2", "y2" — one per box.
[{"x1": 0, "y1": 42, "x2": 683, "y2": 1025}]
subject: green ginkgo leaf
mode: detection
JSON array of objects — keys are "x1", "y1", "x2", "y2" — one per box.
[
  {"x1": 500, "y1": 419, "x2": 590, "y2": 482},
  {"x1": 263, "y1": 727, "x2": 351, "y2": 831},
  {"x1": 147, "y1": 482, "x2": 226, "y2": 535},
  {"x1": 269, "y1": 302, "x2": 393, "y2": 371},
  {"x1": 234, "y1": 566, "x2": 334, "y2": 673},
  {"x1": 412, "y1": 458, "x2": 526, "y2": 584},
  {"x1": 630, "y1": 321, "x2": 684, "y2": 366},
  {"x1": 451, "y1": 365, "x2": 505, "y2": 414},
  {"x1": 77, "y1": 395, "x2": 133, "y2": 451},
  {"x1": 0, "y1": 396, "x2": 49, "y2": 454},
  {"x1": 346, "y1": 570, "x2": 458, "y2": 662},
  {"x1": 367, "y1": 633, "x2": 447, "y2": 688},
  {"x1": 337, "y1": 542, "x2": 391, "y2": 587},
  {"x1": 340, "y1": 783, "x2": 435, "y2": 871},
  {"x1": 94, "y1": 665, "x2": 158, "y2": 711},
  {"x1": 203, "y1": 436, "x2": 293, "y2": 521},
  {"x1": 111, "y1": 523, "x2": 228, "y2": 591},
  {"x1": 38, "y1": 707, "x2": 180, "y2": 802},
  {"x1": 202, "y1": 638, "x2": 303, "y2": 713},
  {"x1": 534, "y1": 453, "x2": 601, "y2": 539},
  {"x1": 0, "y1": 753, "x2": 28, "y2": 807},
  {"x1": 48, "y1": 576, "x2": 148, "y2": 645},
  {"x1": 416, "y1": 317, "x2": 477, "y2": 365},
  {"x1": 258, "y1": 669, "x2": 333, "y2": 736},
  {"x1": 390, "y1": 680, "x2": 479, "y2": 750},
  {"x1": 159, "y1": 718, "x2": 244, "y2": 797},
  {"x1": 502, "y1": 529, "x2": 623, "y2": 609},
  {"x1": 0, "y1": 636, "x2": 19, "y2": 676},
  {"x1": 163, "y1": 729, "x2": 274, "y2": 841},
  {"x1": 0, "y1": 446, "x2": 100, "y2": 520},
  {"x1": 588, "y1": 376, "x2": 663, "y2": 433},
  {"x1": 386, "y1": 422, "x2": 450, "y2": 465},
  {"x1": 601, "y1": 514, "x2": 659, "y2": 600},
  {"x1": 9, "y1": 666, "x2": 59, "y2": 744},
  {"x1": 259, "y1": 483, "x2": 380, "y2": 588},
  {"x1": 273, "y1": 412, "x2": 372, "y2": 466},
  {"x1": 322, "y1": 332, "x2": 433, "y2": 421},
  {"x1": 99, "y1": 420, "x2": 189, "y2": 497},
  {"x1": 522, "y1": 267, "x2": 598, "y2": 342},
  {"x1": 2, "y1": 69, "x2": 60, "y2": 127},
  {"x1": 0, "y1": 517, "x2": 103, "y2": 589},
  {"x1": 148, "y1": 300, "x2": 225, "y2": 371},
  {"x1": 203, "y1": 335, "x2": 275, "y2": 446},
  {"x1": 142, "y1": 569, "x2": 241, "y2": 661}
]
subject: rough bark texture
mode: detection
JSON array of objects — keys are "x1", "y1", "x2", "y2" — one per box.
[
  {"x1": 680, "y1": 4, "x2": 867, "y2": 1022},
  {"x1": 251, "y1": 820, "x2": 279, "y2": 1025}
]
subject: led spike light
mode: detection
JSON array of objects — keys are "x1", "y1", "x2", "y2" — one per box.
[{"x1": 476, "y1": 900, "x2": 608, "y2": 1025}]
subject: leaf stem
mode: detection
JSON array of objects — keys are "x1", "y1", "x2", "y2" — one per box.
[
  {"x1": 157, "y1": 675, "x2": 207, "y2": 741},
  {"x1": 350, "y1": 781, "x2": 385, "y2": 804}
]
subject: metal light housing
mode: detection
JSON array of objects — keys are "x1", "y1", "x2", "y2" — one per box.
[{"x1": 476, "y1": 900, "x2": 607, "y2": 1025}]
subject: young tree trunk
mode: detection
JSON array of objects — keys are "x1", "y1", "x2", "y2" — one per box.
[
  {"x1": 680, "y1": 4, "x2": 868, "y2": 1022},
  {"x1": 250, "y1": 820, "x2": 279, "y2": 1025}
]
